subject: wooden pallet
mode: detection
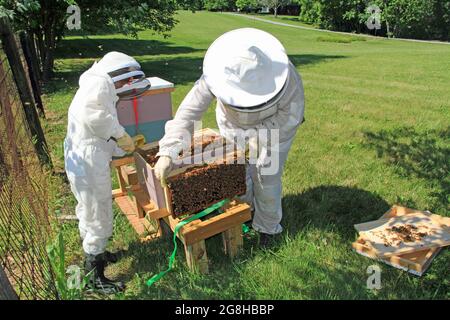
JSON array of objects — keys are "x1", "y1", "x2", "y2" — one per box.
[
  {"x1": 352, "y1": 205, "x2": 443, "y2": 276},
  {"x1": 112, "y1": 153, "x2": 251, "y2": 274}
]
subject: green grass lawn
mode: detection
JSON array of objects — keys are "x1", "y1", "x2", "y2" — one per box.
[
  {"x1": 249, "y1": 13, "x2": 320, "y2": 29},
  {"x1": 43, "y1": 10, "x2": 450, "y2": 300}
]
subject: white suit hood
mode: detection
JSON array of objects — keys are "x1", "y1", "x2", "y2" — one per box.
[{"x1": 66, "y1": 62, "x2": 125, "y2": 143}]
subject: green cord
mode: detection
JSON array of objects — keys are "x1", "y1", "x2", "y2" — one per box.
[
  {"x1": 242, "y1": 223, "x2": 250, "y2": 234},
  {"x1": 146, "y1": 199, "x2": 230, "y2": 287}
]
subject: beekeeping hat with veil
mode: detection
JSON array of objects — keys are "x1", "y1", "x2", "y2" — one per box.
[
  {"x1": 95, "y1": 51, "x2": 151, "y2": 99},
  {"x1": 203, "y1": 28, "x2": 289, "y2": 112}
]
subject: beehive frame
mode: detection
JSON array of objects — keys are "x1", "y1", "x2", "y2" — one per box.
[{"x1": 134, "y1": 128, "x2": 246, "y2": 217}]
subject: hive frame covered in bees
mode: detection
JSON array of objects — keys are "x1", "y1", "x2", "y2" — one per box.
[{"x1": 134, "y1": 128, "x2": 246, "y2": 218}]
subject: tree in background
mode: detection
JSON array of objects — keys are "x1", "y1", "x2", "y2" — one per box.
[
  {"x1": 258, "y1": 0, "x2": 291, "y2": 18},
  {"x1": 296, "y1": 0, "x2": 322, "y2": 25},
  {"x1": 0, "y1": 0, "x2": 197, "y2": 81},
  {"x1": 236, "y1": 0, "x2": 259, "y2": 13},
  {"x1": 294, "y1": 0, "x2": 450, "y2": 41},
  {"x1": 374, "y1": 0, "x2": 450, "y2": 40},
  {"x1": 203, "y1": 0, "x2": 236, "y2": 11},
  {"x1": 317, "y1": 0, "x2": 367, "y2": 33},
  {"x1": 432, "y1": 0, "x2": 450, "y2": 40}
]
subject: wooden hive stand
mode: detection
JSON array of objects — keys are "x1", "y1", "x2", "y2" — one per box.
[{"x1": 111, "y1": 153, "x2": 252, "y2": 274}]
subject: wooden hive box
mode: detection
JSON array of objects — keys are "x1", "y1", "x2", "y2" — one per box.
[
  {"x1": 352, "y1": 205, "x2": 444, "y2": 276},
  {"x1": 116, "y1": 77, "x2": 174, "y2": 144},
  {"x1": 134, "y1": 128, "x2": 246, "y2": 218}
]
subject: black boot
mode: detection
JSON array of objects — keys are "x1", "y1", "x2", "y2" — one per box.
[
  {"x1": 104, "y1": 250, "x2": 127, "y2": 264},
  {"x1": 84, "y1": 253, "x2": 125, "y2": 294},
  {"x1": 259, "y1": 232, "x2": 275, "y2": 249}
]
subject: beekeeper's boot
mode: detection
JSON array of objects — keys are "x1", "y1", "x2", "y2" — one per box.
[
  {"x1": 84, "y1": 253, "x2": 125, "y2": 294},
  {"x1": 258, "y1": 232, "x2": 275, "y2": 249},
  {"x1": 104, "y1": 250, "x2": 126, "y2": 264}
]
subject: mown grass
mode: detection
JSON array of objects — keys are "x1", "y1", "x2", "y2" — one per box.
[{"x1": 42, "y1": 10, "x2": 449, "y2": 300}]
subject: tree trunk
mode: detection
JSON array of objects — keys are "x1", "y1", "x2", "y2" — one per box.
[
  {"x1": 40, "y1": 2, "x2": 57, "y2": 82},
  {"x1": 42, "y1": 21, "x2": 56, "y2": 82},
  {"x1": 42, "y1": 47, "x2": 55, "y2": 82},
  {"x1": 274, "y1": 7, "x2": 278, "y2": 18}
]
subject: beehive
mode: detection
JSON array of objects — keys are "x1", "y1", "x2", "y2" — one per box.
[
  {"x1": 134, "y1": 128, "x2": 246, "y2": 218},
  {"x1": 116, "y1": 77, "x2": 173, "y2": 144}
]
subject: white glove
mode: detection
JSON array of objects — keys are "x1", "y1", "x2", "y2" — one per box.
[
  {"x1": 154, "y1": 156, "x2": 173, "y2": 187},
  {"x1": 117, "y1": 132, "x2": 135, "y2": 153}
]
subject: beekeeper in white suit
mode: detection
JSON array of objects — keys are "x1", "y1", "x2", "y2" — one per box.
[
  {"x1": 64, "y1": 51, "x2": 150, "y2": 293},
  {"x1": 154, "y1": 28, "x2": 305, "y2": 248}
]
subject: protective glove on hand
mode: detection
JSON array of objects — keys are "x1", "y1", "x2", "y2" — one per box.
[
  {"x1": 154, "y1": 156, "x2": 173, "y2": 187},
  {"x1": 117, "y1": 132, "x2": 135, "y2": 153}
]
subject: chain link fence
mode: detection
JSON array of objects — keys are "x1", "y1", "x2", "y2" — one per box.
[{"x1": 0, "y1": 30, "x2": 58, "y2": 299}]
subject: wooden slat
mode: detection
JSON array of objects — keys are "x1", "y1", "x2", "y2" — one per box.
[
  {"x1": 115, "y1": 167, "x2": 127, "y2": 195},
  {"x1": 182, "y1": 201, "x2": 251, "y2": 246},
  {"x1": 114, "y1": 194, "x2": 156, "y2": 236},
  {"x1": 121, "y1": 165, "x2": 138, "y2": 186},
  {"x1": 134, "y1": 187, "x2": 170, "y2": 219},
  {"x1": 111, "y1": 155, "x2": 134, "y2": 168},
  {"x1": 184, "y1": 240, "x2": 209, "y2": 274},
  {"x1": 222, "y1": 225, "x2": 243, "y2": 259},
  {"x1": 141, "y1": 87, "x2": 175, "y2": 97},
  {"x1": 112, "y1": 188, "x2": 126, "y2": 198}
]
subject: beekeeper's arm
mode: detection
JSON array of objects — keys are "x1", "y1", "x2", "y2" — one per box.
[
  {"x1": 157, "y1": 75, "x2": 214, "y2": 159},
  {"x1": 80, "y1": 79, "x2": 134, "y2": 151},
  {"x1": 257, "y1": 64, "x2": 305, "y2": 165},
  {"x1": 155, "y1": 76, "x2": 214, "y2": 185}
]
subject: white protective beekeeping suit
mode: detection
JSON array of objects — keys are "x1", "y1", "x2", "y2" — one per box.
[
  {"x1": 157, "y1": 29, "x2": 305, "y2": 235},
  {"x1": 64, "y1": 52, "x2": 141, "y2": 255}
]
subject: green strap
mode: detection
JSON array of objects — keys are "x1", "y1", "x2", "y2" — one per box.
[
  {"x1": 242, "y1": 223, "x2": 250, "y2": 234},
  {"x1": 146, "y1": 199, "x2": 230, "y2": 287}
]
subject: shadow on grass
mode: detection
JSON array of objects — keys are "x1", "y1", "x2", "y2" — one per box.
[
  {"x1": 289, "y1": 54, "x2": 346, "y2": 68},
  {"x1": 45, "y1": 52, "x2": 345, "y2": 96},
  {"x1": 282, "y1": 185, "x2": 391, "y2": 241},
  {"x1": 55, "y1": 38, "x2": 203, "y2": 59},
  {"x1": 43, "y1": 56, "x2": 205, "y2": 95},
  {"x1": 113, "y1": 232, "x2": 251, "y2": 299},
  {"x1": 363, "y1": 127, "x2": 450, "y2": 213}
]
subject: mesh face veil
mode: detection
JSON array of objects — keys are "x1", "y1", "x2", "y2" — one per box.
[
  {"x1": 95, "y1": 52, "x2": 150, "y2": 98},
  {"x1": 116, "y1": 77, "x2": 151, "y2": 99}
]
